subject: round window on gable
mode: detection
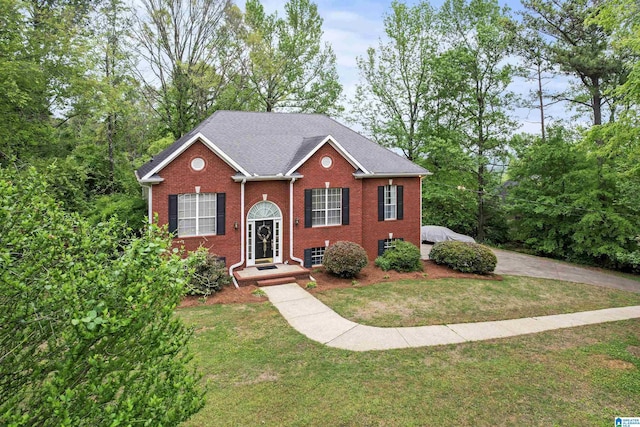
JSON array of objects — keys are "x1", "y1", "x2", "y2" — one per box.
[
  {"x1": 321, "y1": 156, "x2": 333, "y2": 169},
  {"x1": 191, "y1": 157, "x2": 205, "y2": 171}
]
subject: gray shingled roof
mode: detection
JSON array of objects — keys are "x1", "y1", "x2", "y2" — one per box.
[{"x1": 136, "y1": 111, "x2": 428, "y2": 180}]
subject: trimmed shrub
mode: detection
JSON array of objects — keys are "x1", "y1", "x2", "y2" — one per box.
[
  {"x1": 375, "y1": 240, "x2": 423, "y2": 272},
  {"x1": 429, "y1": 241, "x2": 497, "y2": 274},
  {"x1": 615, "y1": 250, "x2": 640, "y2": 274},
  {"x1": 323, "y1": 241, "x2": 369, "y2": 278},
  {"x1": 185, "y1": 248, "x2": 231, "y2": 295}
]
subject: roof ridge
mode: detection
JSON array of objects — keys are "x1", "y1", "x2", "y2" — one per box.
[{"x1": 325, "y1": 115, "x2": 425, "y2": 167}]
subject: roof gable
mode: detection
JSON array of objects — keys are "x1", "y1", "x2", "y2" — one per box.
[
  {"x1": 136, "y1": 111, "x2": 428, "y2": 181},
  {"x1": 284, "y1": 135, "x2": 369, "y2": 176},
  {"x1": 137, "y1": 133, "x2": 249, "y2": 182}
]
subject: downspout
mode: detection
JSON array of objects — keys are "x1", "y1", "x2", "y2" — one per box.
[
  {"x1": 229, "y1": 179, "x2": 246, "y2": 288},
  {"x1": 420, "y1": 176, "x2": 424, "y2": 243},
  {"x1": 289, "y1": 177, "x2": 305, "y2": 267},
  {"x1": 146, "y1": 185, "x2": 153, "y2": 224}
]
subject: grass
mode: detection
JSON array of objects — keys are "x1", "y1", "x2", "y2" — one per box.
[
  {"x1": 313, "y1": 276, "x2": 640, "y2": 327},
  {"x1": 177, "y1": 302, "x2": 640, "y2": 426}
]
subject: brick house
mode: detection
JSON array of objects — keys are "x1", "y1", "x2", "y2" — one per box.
[{"x1": 136, "y1": 111, "x2": 428, "y2": 286}]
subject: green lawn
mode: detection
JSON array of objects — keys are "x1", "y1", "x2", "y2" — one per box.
[
  {"x1": 314, "y1": 276, "x2": 640, "y2": 327},
  {"x1": 177, "y1": 300, "x2": 640, "y2": 426}
]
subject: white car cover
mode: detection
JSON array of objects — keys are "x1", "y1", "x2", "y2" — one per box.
[{"x1": 421, "y1": 226, "x2": 475, "y2": 243}]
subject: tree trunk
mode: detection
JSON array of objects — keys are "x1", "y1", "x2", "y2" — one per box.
[
  {"x1": 537, "y1": 61, "x2": 546, "y2": 142},
  {"x1": 592, "y1": 79, "x2": 602, "y2": 129},
  {"x1": 107, "y1": 112, "x2": 115, "y2": 192},
  {"x1": 477, "y1": 165, "x2": 486, "y2": 242}
]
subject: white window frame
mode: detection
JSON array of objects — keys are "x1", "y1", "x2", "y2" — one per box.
[
  {"x1": 384, "y1": 185, "x2": 397, "y2": 220},
  {"x1": 177, "y1": 193, "x2": 216, "y2": 237},
  {"x1": 311, "y1": 188, "x2": 342, "y2": 227},
  {"x1": 384, "y1": 238, "x2": 401, "y2": 251},
  {"x1": 310, "y1": 246, "x2": 326, "y2": 266}
]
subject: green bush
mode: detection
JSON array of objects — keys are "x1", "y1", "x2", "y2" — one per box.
[
  {"x1": 323, "y1": 241, "x2": 369, "y2": 278},
  {"x1": 375, "y1": 240, "x2": 423, "y2": 272},
  {"x1": 86, "y1": 193, "x2": 147, "y2": 230},
  {"x1": 429, "y1": 241, "x2": 497, "y2": 274},
  {"x1": 0, "y1": 167, "x2": 204, "y2": 426},
  {"x1": 615, "y1": 250, "x2": 640, "y2": 274},
  {"x1": 185, "y1": 248, "x2": 231, "y2": 296}
]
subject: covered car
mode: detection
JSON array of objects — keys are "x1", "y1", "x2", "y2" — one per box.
[{"x1": 421, "y1": 225, "x2": 475, "y2": 243}]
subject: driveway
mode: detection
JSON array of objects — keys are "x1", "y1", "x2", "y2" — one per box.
[{"x1": 421, "y1": 244, "x2": 640, "y2": 293}]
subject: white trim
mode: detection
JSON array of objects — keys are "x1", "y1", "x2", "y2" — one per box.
[
  {"x1": 229, "y1": 179, "x2": 246, "y2": 288},
  {"x1": 353, "y1": 172, "x2": 430, "y2": 179},
  {"x1": 383, "y1": 184, "x2": 397, "y2": 221},
  {"x1": 232, "y1": 174, "x2": 303, "y2": 182},
  {"x1": 310, "y1": 187, "x2": 342, "y2": 227},
  {"x1": 289, "y1": 178, "x2": 305, "y2": 267},
  {"x1": 285, "y1": 135, "x2": 370, "y2": 176},
  {"x1": 139, "y1": 133, "x2": 250, "y2": 181},
  {"x1": 138, "y1": 175, "x2": 164, "y2": 184},
  {"x1": 246, "y1": 201, "x2": 283, "y2": 266}
]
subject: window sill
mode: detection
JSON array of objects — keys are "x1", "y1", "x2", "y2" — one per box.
[
  {"x1": 311, "y1": 224, "x2": 343, "y2": 228},
  {"x1": 177, "y1": 233, "x2": 217, "y2": 238}
]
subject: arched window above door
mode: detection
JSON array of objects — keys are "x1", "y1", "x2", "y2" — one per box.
[{"x1": 248, "y1": 201, "x2": 281, "y2": 220}]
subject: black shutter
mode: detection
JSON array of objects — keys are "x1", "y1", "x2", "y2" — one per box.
[
  {"x1": 216, "y1": 256, "x2": 226, "y2": 266},
  {"x1": 378, "y1": 186, "x2": 385, "y2": 221},
  {"x1": 341, "y1": 188, "x2": 350, "y2": 225},
  {"x1": 303, "y1": 248, "x2": 312, "y2": 268},
  {"x1": 304, "y1": 189, "x2": 312, "y2": 228},
  {"x1": 397, "y1": 185, "x2": 404, "y2": 220},
  {"x1": 168, "y1": 195, "x2": 178, "y2": 234},
  {"x1": 378, "y1": 239, "x2": 385, "y2": 256},
  {"x1": 216, "y1": 193, "x2": 226, "y2": 235}
]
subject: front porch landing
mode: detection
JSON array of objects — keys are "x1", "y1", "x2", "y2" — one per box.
[{"x1": 234, "y1": 264, "x2": 312, "y2": 287}]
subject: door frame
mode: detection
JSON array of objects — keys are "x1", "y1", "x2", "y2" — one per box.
[{"x1": 246, "y1": 201, "x2": 283, "y2": 266}]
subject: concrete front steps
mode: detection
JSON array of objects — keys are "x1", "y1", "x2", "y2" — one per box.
[{"x1": 233, "y1": 263, "x2": 311, "y2": 287}]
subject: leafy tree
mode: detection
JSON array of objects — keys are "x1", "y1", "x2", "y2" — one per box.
[
  {"x1": 0, "y1": 167, "x2": 204, "y2": 425},
  {"x1": 514, "y1": 25, "x2": 556, "y2": 141},
  {"x1": 438, "y1": 0, "x2": 517, "y2": 241},
  {"x1": 507, "y1": 127, "x2": 637, "y2": 267},
  {"x1": 352, "y1": 0, "x2": 440, "y2": 161},
  {"x1": 134, "y1": 0, "x2": 238, "y2": 137},
  {"x1": 421, "y1": 137, "x2": 478, "y2": 236},
  {"x1": 240, "y1": 0, "x2": 342, "y2": 114},
  {"x1": 508, "y1": 128, "x2": 588, "y2": 257},
  {"x1": 520, "y1": 0, "x2": 629, "y2": 127}
]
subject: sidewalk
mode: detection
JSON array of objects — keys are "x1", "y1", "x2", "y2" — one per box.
[{"x1": 262, "y1": 283, "x2": 640, "y2": 352}]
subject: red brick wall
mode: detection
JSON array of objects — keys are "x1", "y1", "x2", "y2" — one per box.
[
  {"x1": 150, "y1": 138, "x2": 423, "y2": 267},
  {"x1": 361, "y1": 177, "x2": 423, "y2": 258},
  {"x1": 291, "y1": 143, "x2": 423, "y2": 262},
  {"x1": 151, "y1": 141, "x2": 243, "y2": 266},
  {"x1": 292, "y1": 143, "x2": 363, "y2": 259}
]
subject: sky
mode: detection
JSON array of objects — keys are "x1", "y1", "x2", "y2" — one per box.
[{"x1": 252, "y1": 0, "x2": 577, "y2": 136}]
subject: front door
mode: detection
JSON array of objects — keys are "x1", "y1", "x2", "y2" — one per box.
[{"x1": 254, "y1": 220, "x2": 274, "y2": 263}]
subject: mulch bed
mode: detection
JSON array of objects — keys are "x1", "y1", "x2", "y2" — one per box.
[{"x1": 178, "y1": 259, "x2": 501, "y2": 307}]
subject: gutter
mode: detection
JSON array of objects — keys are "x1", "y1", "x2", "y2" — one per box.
[
  {"x1": 353, "y1": 172, "x2": 431, "y2": 179},
  {"x1": 232, "y1": 174, "x2": 304, "y2": 182},
  {"x1": 228, "y1": 179, "x2": 246, "y2": 288}
]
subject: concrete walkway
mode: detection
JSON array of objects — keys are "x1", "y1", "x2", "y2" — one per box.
[
  {"x1": 262, "y1": 283, "x2": 640, "y2": 352},
  {"x1": 421, "y1": 244, "x2": 640, "y2": 293}
]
